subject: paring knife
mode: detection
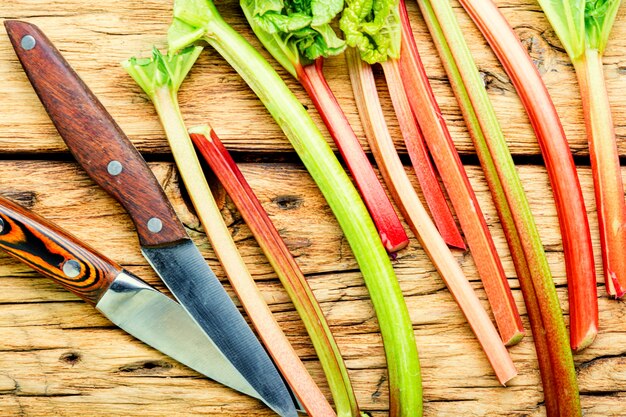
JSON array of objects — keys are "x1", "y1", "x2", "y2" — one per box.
[
  {"x1": 0, "y1": 194, "x2": 262, "y2": 399},
  {"x1": 5, "y1": 20, "x2": 297, "y2": 417}
]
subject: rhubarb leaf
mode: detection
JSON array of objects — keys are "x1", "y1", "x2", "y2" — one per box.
[
  {"x1": 585, "y1": 0, "x2": 622, "y2": 52},
  {"x1": 240, "y1": 0, "x2": 346, "y2": 76},
  {"x1": 122, "y1": 46, "x2": 203, "y2": 97},
  {"x1": 536, "y1": 0, "x2": 586, "y2": 58},
  {"x1": 339, "y1": 0, "x2": 401, "y2": 63}
]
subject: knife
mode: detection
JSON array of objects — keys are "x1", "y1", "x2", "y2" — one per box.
[
  {"x1": 5, "y1": 20, "x2": 297, "y2": 417},
  {"x1": 0, "y1": 194, "x2": 264, "y2": 398}
]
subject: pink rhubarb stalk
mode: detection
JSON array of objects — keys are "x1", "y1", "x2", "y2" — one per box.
[
  {"x1": 398, "y1": 0, "x2": 524, "y2": 346},
  {"x1": 381, "y1": 58, "x2": 465, "y2": 249},
  {"x1": 297, "y1": 59, "x2": 409, "y2": 253},
  {"x1": 189, "y1": 125, "x2": 361, "y2": 417},
  {"x1": 575, "y1": 50, "x2": 626, "y2": 297},
  {"x1": 346, "y1": 46, "x2": 517, "y2": 385}
]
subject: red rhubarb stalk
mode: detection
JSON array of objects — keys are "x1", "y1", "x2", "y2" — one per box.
[
  {"x1": 346, "y1": 47, "x2": 517, "y2": 385},
  {"x1": 297, "y1": 59, "x2": 409, "y2": 252},
  {"x1": 576, "y1": 50, "x2": 626, "y2": 297},
  {"x1": 189, "y1": 125, "x2": 360, "y2": 417},
  {"x1": 532, "y1": 0, "x2": 626, "y2": 298},
  {"x1": 380, "y1": 58, "x2": 465, "y2": 249},
  {"x1": 415, "y1": 0, "x2": 580, "y2": 413},
  {"x1": 238, "y1": 0, "x2": 409, "y2": 254},
  {"x1": 397, "y1": 1, "x2": 524, "y2": 346},
  {"x1": 456, "y1": 0, "x2": 597, "y2": 352}
]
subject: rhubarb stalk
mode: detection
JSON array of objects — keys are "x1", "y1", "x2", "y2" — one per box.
[
  {"x1": 123, "y1": 47, "x2": 334, "y2": 416},
  {"x1": 415, "y1": 0, "x2": 580, "y2": 413},
  {"x1": 382, "y1": 50, "x2": 465, "y2": 249},
  {"x1": 167, "y1": 2, "x2": 423, "y2": 415},
  {"x1": 238, "y1": 0, "x2": 409, "y2": 253},
  {"x1": 456, "y1": 0, "x2": 598, "y2": 352},
  {"x1": 346, "y1": 46, "x2": 517, "y2": 385},
  {"x1": 535, "y1": 0, "x2": 625, "y2": 299},
  {"x1": 342, "y1": 0, "x2": 524, "y2": 346},
  {"x1": 189, "y1": 125, "x2": 361, "y2": 417}
]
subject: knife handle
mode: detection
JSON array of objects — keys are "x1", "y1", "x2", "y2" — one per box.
[
  {"x1": 4, "y1": 20, "x2": 188, "y2": 248},
  {"x1": 0, "y1": 195, "x2": 122, "y2": 305}
]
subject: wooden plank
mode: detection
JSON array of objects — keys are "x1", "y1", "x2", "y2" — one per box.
[
  {"x1": 0, "y1": 0, "x2": 624, "y2": 156},
  {"x1": 0, "y1": 160, "x2": 622, "y2": 415},
  {"x1": 0, "y1": 0, "x2": 625, "y2": 415}
]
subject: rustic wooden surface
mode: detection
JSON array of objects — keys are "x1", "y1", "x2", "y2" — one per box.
[{"x1": 0, "y1": 0, "x2": 625, "y2": 416}]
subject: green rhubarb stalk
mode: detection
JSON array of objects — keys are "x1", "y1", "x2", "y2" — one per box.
[
  {"x1": 167, "y1": 2, "x2": 422, "y2": 416},
  {"x1": 416, "y1": 0, "x2": 579, "y2": 414},
  {"x1": 123, "y1": 47, "x2": 334, "y2": 416},
  {"x1": 239, "y1": 0, "x2": 409, "y2": 254},
  {"x1": 188, "y1": 125, "x2": 360, "y2": 417},
  {"x1": 536, "y1": 0, "x2": 626, "y2": 300}
]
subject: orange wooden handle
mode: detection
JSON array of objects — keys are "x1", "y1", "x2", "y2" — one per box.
[{"x1": 0, "y1": 195, "x2": 121, "y2": 304}]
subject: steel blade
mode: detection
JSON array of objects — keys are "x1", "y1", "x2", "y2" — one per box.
[
  {"x1": 96, "y1": 271, "x2": 261, "y2": 399},
  {"x1": 142, "y1": 240, "x2": 297, "y2": 417}
]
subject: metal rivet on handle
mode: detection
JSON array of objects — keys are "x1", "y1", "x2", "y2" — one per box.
[
  {"x1": 62, "y1": 259, "x2": 81, "y2": 278},
  {"x1": 107, "y1": 160, "x2": 123, "y2": 176},
  {"x1": 21, "y1": 35, "x2": 36, "y2": 51},
  {"x1": 147, "y1": 217, "x2": 163, "y2": 233}
]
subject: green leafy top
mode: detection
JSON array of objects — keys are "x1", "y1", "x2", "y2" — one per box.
[
  {"x1": 240, "y1": 0, "x2": 346, "y2": 77},
  {"x1": 585, "y1": 0, "x2": 622, "y2": 53},
  {"x1": 122, "y1": 46, "x2": 203, "y2": 98},
  {"x1": 339, "y1": 0, "x2": 401, "y2": 64},
  {"x1": 537, "y1": 0, "x2": 622, "y2": 59}
]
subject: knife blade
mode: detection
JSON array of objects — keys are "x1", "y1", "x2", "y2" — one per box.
[
  {"x1": 0, "y1": 194, "x2": 261, "y2": 399},
  {"x1": 5, "y1": 20, "x2": 297, "y2": 417}
]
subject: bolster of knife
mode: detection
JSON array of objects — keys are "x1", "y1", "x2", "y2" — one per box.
[
  {"x1": 5, "y1": 20, "x2": 188, "y2": 248},
  {"x1": 0, "y1": 195, "x2": 122, "y2": 305}
]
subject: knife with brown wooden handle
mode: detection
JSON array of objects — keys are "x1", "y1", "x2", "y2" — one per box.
[
  {"x1": 4, "y1": 20, "x2": 297, "y2": 417},
  {"x1": 0, "y1": 194, "x2": 260, "y2": 399}
]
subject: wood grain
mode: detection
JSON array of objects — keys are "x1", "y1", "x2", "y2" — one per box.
[
  {"x1": 0, "y1": 160, "x2": 623, "y2": 416},
  {"x1": 0, "y1": 0, "x2": 625, "y2": 416},
  {"x1": 0, "y1": 1, "x2": 624, "y2": 157}
]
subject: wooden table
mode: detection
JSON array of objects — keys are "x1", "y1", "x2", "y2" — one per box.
[{"x1": 0, "y1": 1, "x2": 625, "y2": 416}]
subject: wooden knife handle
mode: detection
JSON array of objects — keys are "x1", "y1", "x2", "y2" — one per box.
[
  {"x1": 0, "y1": 195, "x2": 122, "y2": 305},
  {"x1": 4, "y1": 20, "x2": 187, "y2": 247}
]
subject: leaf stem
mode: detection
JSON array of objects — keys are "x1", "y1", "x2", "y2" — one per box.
[
  {"x1": 297, "y1": 59, "x2": 409, "y2": 253},
  {"x1": 151, "y1": 86, "x2": 334, "y2": 416},
  {"x1": 189, "y1": 126, "x2": 362, "y2": 417},
  {"x1": 574, "y1": 49, "x2": 626, "y2": 299},
  {"x1": 398, "y1": 0, "x2": 524, "y2": 346},
  {"x1": 380, "y1": 58, "x2": 465, "y2": 249}
]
